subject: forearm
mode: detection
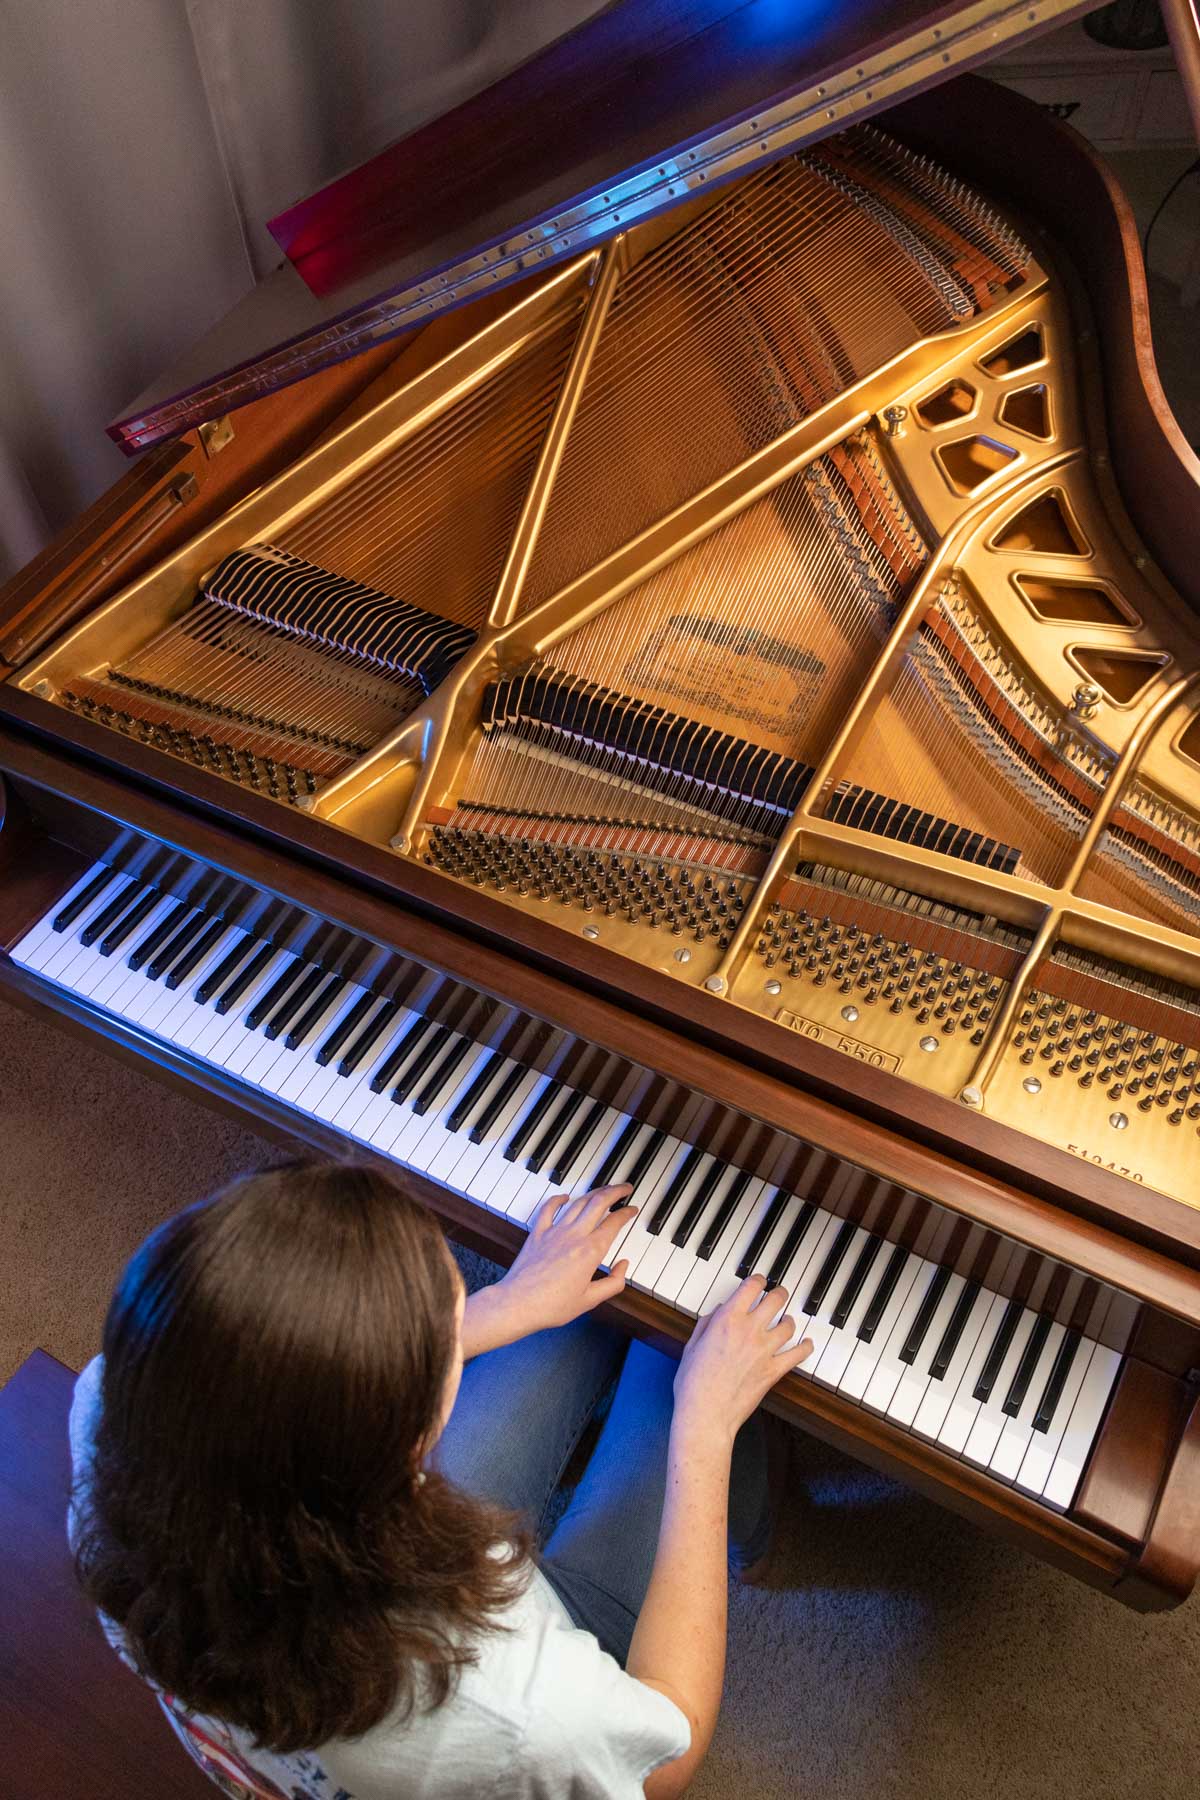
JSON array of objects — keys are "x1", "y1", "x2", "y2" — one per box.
[
  {"x1": 629, "y1": 1414, "x2": 731, "y2": 1797},
  {"x1": 460, "y1": 1276, "x2": 534, "y2": 1360}
]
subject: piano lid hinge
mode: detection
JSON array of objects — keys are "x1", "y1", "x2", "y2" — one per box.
[{"x1": 197, "y1": 415, "x2": 235, "y2": 458}]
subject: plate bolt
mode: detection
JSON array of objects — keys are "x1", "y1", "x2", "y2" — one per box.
[
  {"x1": 582, "y1": 925, "x2": 600, "y2": 940},
  {"x1": 765, "y1": 977, "x2": 781, "y2": 994},
  {"x1": 920, "y1": 1034, "x2": 939, "y2": 1052},
  {"x1": 1109, "y1": 1110, "x2": 1128, "y2": 1130},
  {"x1": 675, "y1": 947, "x2": 692, "y2": 964},
  {"x1": 1022, "y1": 1076, "x2": 1041, "y2": 1095},
  {"x1": 705, "y1": 974, "x2": 726, "y2": 994},
  {"x1": 841, "y1": 1004, "x2": 859, "y2": 1023}
]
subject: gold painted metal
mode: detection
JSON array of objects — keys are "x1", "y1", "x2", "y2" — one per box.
[
  {"x1": 488, "y1": 241, "x2": 625, "y2": 631},
  {"x1": 320, "y1": 274, "x2": 1051, "y2": 844},
  {"x1": 1061, "y1": 672, "x2": 1200, "y2": 891},
  {"x1": 17, "y1": 257, "x2": 595, "y2": 693}
]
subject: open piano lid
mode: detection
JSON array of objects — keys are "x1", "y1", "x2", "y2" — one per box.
[{"x1": 108, "y1": 0, "x2": 1092, "y2": 455}]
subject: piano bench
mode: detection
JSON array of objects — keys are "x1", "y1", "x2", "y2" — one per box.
[{"x1": 0, "y1": 1350, "x2": 211, "y2": 1800}]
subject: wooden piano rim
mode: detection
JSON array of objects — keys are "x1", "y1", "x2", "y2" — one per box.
[
  {"x1": 5, "y1": 701, "x2": 1200, "y2": 1340},
  {"x1": 0, "y1": 956, "x2": 1145, "y2": 1604}
]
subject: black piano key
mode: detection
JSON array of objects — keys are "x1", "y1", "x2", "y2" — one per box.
[
  {"x1": 79, "y1": 879, "x2": 142, "y2": 947},
  {"x1": 549, "y1": 1098, "x2": 609, "y2": 1186},
  {"x1": 196, "y1": 933, "x2": 256, "y2": 1005},
  {"x1": 392, "y1": 1022, "x2": 452, "y2": 1103},
  {"x1": 829, "y1": 1234, "x2": 883, "y2": 1331},
  {"x1": 803, "y1": 1218, "x2": 858, "y2": 1316},
  {"x1": 217, "y1": 942, "x2": 277, "y2": 1015},
  {"x1": 129, "y1": 899, "x2": 191, "y2": 972},
  {"x1": 670, "y1": 1157, "x2": 726, "y2": 1249},
  {"x1": 246, "y1": 958, "x2": 304, "y2": 1030},
  {"x1": 264, "y1": 964, "x2": 325, "y2": 1041},
  {"x1": 445, "y1": 1049, "x2": 504, "y2": 1131},
  {"x1": 470, "y1": 1060, "x2": 529, "y2": 1143},
  {"x1": 765, "y1": 1199, "x2": 818, "y2": 1289},
  {"x1": 928, "y1": 1280, "x2": 981, "y2": 1380},
  {"x1": 697, "y1": 1168, "x2": 754, "y2": 1262},
  {"x1": 1032, "y1": 1329, "x2": 1082, "y2": 1433},
  {"x1": 857, "y1": 1243, "x2": 910, "y2": 1343},
  {"x1": 626, "y1": 1128, "x2": 667, "y2": 1190},
  {"x1": 738, "y1": 1187, "x2": 790, "y2": 1279},
  {"x1": 147, "y1": 910, "x2": 205, "y2": 982},
  {"x1": 1003, "y1": 1312, "x2": 1053, "y2": 1417},
  {"x1": 284, "y1": 974, "x2": 347, "y2": 1051},
  {"x1": 369, "y1": 1013, "x2": 431, "y2": 1093},
  {"x1": 338, "y1": 998, "x2": 401, "y2": 1076},
  {"x1": 899, "y1": 1264, "x2": 951, "y2": 1366},
  {"x1": 53, "y1": 868, "x2": 117, "y2": 932},
  {"x1": 972, "y1": 1297, "x2": 1025, "y2": 1403},
  {"x1": 165, "y1": 916, "x2": 228, "y2": 990},
  {"x1": 591, "y1": 1115, "x2": 642, "y2": 1188},
  {"x1": 316, "y1": 988, "x2": 376, "y2": 1065},
  {"x1": 504, "y1": 1078, "x2": 563, "y2": 1162},
  {"x1": 412, "y1": 1032, "x2": 474, "y2": 1116},
  {"x1": 97, "y1": 885, "x2": 160, "y2": 957},
  {"x1": 648, "y1": 1145, "x2": 704, "y2": 1236},
  {"x1": 526, "y1": 1087, "x2": 588, "y2": 1174}
]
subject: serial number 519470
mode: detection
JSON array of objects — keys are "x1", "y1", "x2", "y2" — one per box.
[{"x1": 1067, "y1": 1143, "x2": 1144, "y2": 1182}]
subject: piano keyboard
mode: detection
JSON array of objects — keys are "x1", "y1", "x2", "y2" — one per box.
[{"x1": 10, "y1": 861, "x2": 1123, "y2": 1512}]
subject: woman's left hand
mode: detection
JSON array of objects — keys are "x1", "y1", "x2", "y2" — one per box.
[{"x1": 461, "y1": 1185, "x2": 636, "y2": 1357}]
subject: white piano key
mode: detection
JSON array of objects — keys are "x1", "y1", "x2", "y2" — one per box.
[
  {"x1": 910, "y1": 1283, "x2": 995, "y2": 1442},
  {"x1": 440, "y1": 1067, "x2": 548, "y2": 1205},
  {"x1": 861, "y1": 1258, "x2": 939, "y2": 1416},
  {"x1": 961, "y1": 1308, "x2": 1038, "y2": 1467},
  {"x1": 933, "y1": 1292, "x2": 1010, "y2": 1454},
  {"x1": 398, "y1": 1045, "x2": 499, "y2": 1178},
  {"x1": 85, "y1": 898, "x2": 181, "y2": 1010},
  {"x1": 151, "y1": 929, "x2": 247, "y2": 1044},
  {"x1": 811, "y1": 1238, "x2": 891, "y2": 1390},
  {"x1": 33, "y1": 879, "x2": 131, "y2": 981},
  {"x1": 274, "y1": 985, "x2": 372, "y2": 1104},
  {"x1": 1041, "y1": 1345, "x2": 1122, "y2": 1511},
  {"x1": 191, "y1": 949, "x2": 291, "y2": 1063},
  {"x1": 628, "y1": 1152, "x2": 719, "y2": 1294},
  {"x1": 796, "y1": 1225, "x2": 871, "y2": 1369},
  {"x1": 653, "y1": 1165, "x2": 742, "y2": 1306},
  {"x1": 10, "y1": 863, "x2": 112, "y2": 966},
  {"x1": 607, "y1": 1138, "x2": 691, "y2": 1279},
  {"x1": 551, "y1": 1105, "x2": 626, "y2": 1197},
  {"x1": 678, "y1": 1177, "x2": 770, "y2": 1317},
  {"x1": 1013, "y1": 1336, "x2": 1099, "y2": 1500},
  {"x1": 839, "y1": 1250, "x2": 926, "y2": 1402},
  {"x1": 989, "y1": 1321, "x2": 1066, "y2": 1484},
  {"x1": 422, "y1": 1059, "x2": 530, "y2": 1186}
]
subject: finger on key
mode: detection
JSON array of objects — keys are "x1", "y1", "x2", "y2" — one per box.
[
  {"x1": 786, "y1": 1336, "x2": 816, "y2": 1369},
  {"x1": 735, "y1": 1273, "x2": 769, "y2": 1311},
  {"x1": 771, "y1": 1313, "x2": 797, "y2": 1343},
  {"x1": 583, "y1": 1181, "x2": 633, "y2": 1218}
]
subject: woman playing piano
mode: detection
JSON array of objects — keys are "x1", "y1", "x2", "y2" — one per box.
[{"x1": 67, "y1": 1161, "x2": 813, "y2": 1799}]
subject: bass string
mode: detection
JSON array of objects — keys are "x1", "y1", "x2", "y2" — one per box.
[
  {"x1": 470, "y1": 441, "x2": 913, "y2": 862},
  {"x1": 278, "y1": 326, "x2": 574, "y2": 622},
  {"x1": 522, "y1": 186, "x2": 962, "y2": 608},
  {"x1": 847, "y1": 603, "x2": 1080, "y2": 885}
]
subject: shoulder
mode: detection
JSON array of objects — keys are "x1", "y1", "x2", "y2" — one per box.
[{"x1": 472, "y1": 1572, "x2": 690, "y2": 1793}]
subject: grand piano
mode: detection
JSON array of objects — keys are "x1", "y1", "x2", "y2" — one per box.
[{"x1": 3, "y1": 0, "x2": 1200, "y2": 1609}]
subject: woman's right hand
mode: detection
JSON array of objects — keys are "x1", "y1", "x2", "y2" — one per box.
[{"x1": 673, "y1": 1276, "x2": 813, "y2": 1447}]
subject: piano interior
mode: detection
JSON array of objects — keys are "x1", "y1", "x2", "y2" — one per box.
[
  {"x1": 5, "y1": 82, "x2": 1200, "y2": 1608},
  {"x1": 19, "y1": 121, "x2": 1200, "y2": 1212}
]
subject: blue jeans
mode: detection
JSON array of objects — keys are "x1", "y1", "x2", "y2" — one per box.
[{"x1": 434, "y1": 1316, "x2": 770, "y2": 1665}]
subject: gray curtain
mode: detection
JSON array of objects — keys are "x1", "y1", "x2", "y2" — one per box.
[{"x1": 0, "y1": 0, "x2": 602, "y2": 582}]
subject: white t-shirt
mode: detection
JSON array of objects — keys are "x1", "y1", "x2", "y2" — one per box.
[{"x1": 69, "y1": 1357, "x2": 688, "y2": 1800}]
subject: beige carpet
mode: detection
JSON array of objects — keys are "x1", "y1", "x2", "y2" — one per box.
[{"x1": 3, "y1": 995, "x2": 1195, "y2": 1799}]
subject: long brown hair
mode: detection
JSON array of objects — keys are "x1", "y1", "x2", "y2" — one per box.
[{"x1": 74, "y1": 1161, "x2": 530, "y2": 1751}]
